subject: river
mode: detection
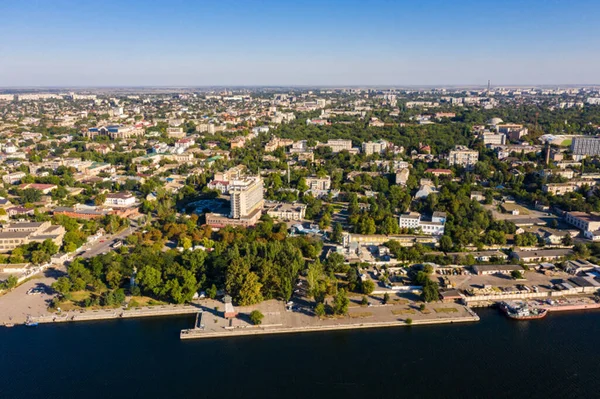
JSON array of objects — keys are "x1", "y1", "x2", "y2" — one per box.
[{"x1": 1, "y1": 309, "x2": 599, "y2": 399}]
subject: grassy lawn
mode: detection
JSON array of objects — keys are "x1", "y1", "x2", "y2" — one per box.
[
  {"x1": 348, "y1": 312, "x2": 373, "y2": 319},
  {"x1": 433, "y1": 307, "x2": 459, "y2": 313},
  {"x1": 392, "y1": 308, "x2": 416, "y2": 315},
  {"x1": 128, "y1": 296, "x2": 167, "y2": 308},
  {"x1": 560, "y1": 139, "x2": 572, "y2": 146},
  {"x1": 70, "y1": 290, "x2": 91, "y2": 301}
]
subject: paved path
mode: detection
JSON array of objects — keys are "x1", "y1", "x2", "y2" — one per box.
[{"x1": 0, "y1": 267, "x2": 66, "y2": 324}]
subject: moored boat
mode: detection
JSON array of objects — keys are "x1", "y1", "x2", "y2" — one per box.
[{"x1": 499, "y1": 301, "x2": 547, "y2": 320}]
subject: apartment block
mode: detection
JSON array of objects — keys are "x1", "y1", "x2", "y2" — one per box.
[
  {"x1": 0, "y1": 221, "x2": 65, "y2": 253},
  {"x1": 325, "y1": 139, "x2": 352, "y2": 153},
  {"x1": 362, "y1": 140, "x2": 388, "y2": 155},
  {"x1": 448, "y1": 145, "x2": 479, "y2": 169}
]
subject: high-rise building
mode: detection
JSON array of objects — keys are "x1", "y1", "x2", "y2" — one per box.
[{"x1": 229, "y1": 176, "x2": 264, "y2": 219}]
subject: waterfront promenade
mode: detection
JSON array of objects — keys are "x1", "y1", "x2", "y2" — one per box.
[
  {"x1": 180, "y1": 299, "x2": 480, "y2": 340},
  {"x1": 31, "y1": 304, "x2": 200, "y2": 324}
]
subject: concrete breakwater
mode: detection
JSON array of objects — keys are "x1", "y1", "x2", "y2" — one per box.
[
  {"x1": 30, "y1": 305, "x2": 200, "y2": 324},
  {"x1": 180, "y1": 313, "x2": 481, "y2": 340}
]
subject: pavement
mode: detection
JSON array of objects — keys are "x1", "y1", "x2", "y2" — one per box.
[
  {"x1": 184, "y1": 294, "x2": 477, "y2": 339},
  {"x1": 0, "y1": 267, "x2": 66, "y2": 324},
  {"x1": 79, "y1": 222, "x2": 138, "y2": 259},
  {"x1": 0, "y1": 221, "x2": 142, "y2": 325}
]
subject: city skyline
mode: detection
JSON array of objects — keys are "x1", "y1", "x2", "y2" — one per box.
[{"x1": 2, "y1": 0, "x2": 600, "y2": 86}]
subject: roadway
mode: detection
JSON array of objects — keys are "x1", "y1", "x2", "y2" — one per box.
[{"x1": 78, "y1": 220, "x2": 140, "y2": 259}]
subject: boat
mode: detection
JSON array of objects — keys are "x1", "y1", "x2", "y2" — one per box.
[
  {"x1": 499, "y1": 301, "x2": 548, "y2": 320},
  {"x1": 4, "y1": 323, "x2": 14, "y2": 328},
  {"x1": 25, "y1": 316, "x2": 38, "y2": 327}
]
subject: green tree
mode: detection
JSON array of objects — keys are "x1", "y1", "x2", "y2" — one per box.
[
  {"x1": 383, "y1": 292, "x2": 390, "y2": 304},
  {"x1": 206, "y1": 284, "x2": 218, "y2": 299},
  {"x1": 297, "y1": 177, "x2": 308, "y2": 192},
  {"x1": 422, "y1": 280, "x2": 439, "y2": 302},
  {"x1": 330, "y1": 222, "x2": 344, "y2": 243},
  {"x1": 249, "y1": 310, "x2": 264, "y2": 325},
  {"x1": 440, "y1": 236, "x2": 453, "y2": 251},
  {"x1": 361, "y1": 279, "x2": 375, "y2": 295},
  {"x1": 315, "y1": 302, "x2": 326, "y2": 317},
  {"x1": 52, "y1": 276, "x2": 72, "y2": 295},
  {"x1": 138, "y1": 266, "x2": 163, "y2": 295},
  {"x1": 561, "y1": 234, "x2": 574, "y2": 246},
  {"x1": 574, "y1": 243, "x2": 590, "y2": 258},
  {"x1": 94, "y1": 194, "x2": 106, "y2": 206},
  {"x1": 333, "y1": 288, "x2": 349, "y2": 315},
  {"x1": 511, "y1": 270, "x2": 524, "y2": 279},
  {"x1": 238, "y1": 272, "x2": 263, "y2": 306}
]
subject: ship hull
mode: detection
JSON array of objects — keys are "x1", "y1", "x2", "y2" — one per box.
[{"x1": 499, "y1": 302, "x2": 548, "y2": 320}]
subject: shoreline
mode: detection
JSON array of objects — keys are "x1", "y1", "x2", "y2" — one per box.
[
  {"x1": 17, "y1": 305, "x2": 200, "y2": 326},
  {"x1": 180, "y1": 314, "x2": 480, "y2": 340}
]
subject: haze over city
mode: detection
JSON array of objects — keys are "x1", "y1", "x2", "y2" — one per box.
[
  {"x1": 5, "y1": 1, "x2": 600, "y2": 399},
  {"x1": 2, "y1": 0, "x2": 600, "y2": 86}
]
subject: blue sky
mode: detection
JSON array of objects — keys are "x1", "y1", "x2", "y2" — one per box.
[{"x1": 1, "y1": 0, "x2": 599, "y2": 86}]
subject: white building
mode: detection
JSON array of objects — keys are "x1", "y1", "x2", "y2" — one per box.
[
  {"x1": 399, "y1": 211, "x2": 446, "y2": 235},
  {"x1": 448, "y1": 145, "x2": 479, "y2": 169},
  {"x1": 229, "y1": 176, "x2": 264, "y2": 219},
  {"x1": 305, "y1": 176, "x2": 331, "y2": 191},
  {"x1": 325, "y1": 139, "x2": 352, "y2": 153},
  {"x1": 104, "y1": 192, "x2": 136, "y2": 207},
  {"x1": 362, "y1": 140, "x2": 388, "y2": 156}
]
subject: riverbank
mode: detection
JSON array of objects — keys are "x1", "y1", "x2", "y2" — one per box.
[
  {"x1": 178, "y1": 299, "x2": 481, "y2": 340},
  {"x1": 180, "y1": 312, "x2": 480, "y2": 340},
  {"x1": 24, "y1": 304, "x2": 200, "y2": 325}
]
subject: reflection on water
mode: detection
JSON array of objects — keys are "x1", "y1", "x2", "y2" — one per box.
[{"x1": 1, "y1": 309, "x2": 600, "y2": 399}]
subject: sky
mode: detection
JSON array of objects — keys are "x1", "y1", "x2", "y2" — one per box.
[{"x1": 1, "y1": 0, "x2": 599, "y2": 87}]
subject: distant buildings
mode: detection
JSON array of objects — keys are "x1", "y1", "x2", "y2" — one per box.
[
  {"x1": 104, "y1": 192, "x2": 136, "y2": 207},
  {"x1": 325, "y1": 139, "x2": 353, "y2": 153},
  {"x1": 542, "y1": 181, "x2": 587, "y2": 195},
  {"x1": 565, "y1": 211, "x2": 600, "y2": 240},
  {"x1": 362, "y1": 140, "x2": 388, "y2": 156},
  {"x1": 496, "y1": 124, "x2": 528, "y2": 141},
  {"x1": 395, "y1": 168, "x2": 410, "y2": 185},
  {"x1": 208, "y1": 165, "x2": 246, "y2": 194},
  {"x1": 481, "y1": 132, "x2": 506, "y2": 146},
  {"x1": 448, "y1": 145, "x2": 479, "y2": 169},
  {"x1": 398, "y1": 211, "x2": 446, "y2": 235},
  {"x1": 206, "y1": 175, "x2": 264, "y2": 228},
  {"x1": 415, "y1": 179, "x2": 438, "y2": 199},
  {"x1": 86, "y1": 125, "x2": 144, "y2": 140},
  {"x1": 0, "y1": 221, "x2": 65, "y2": 253},
  {"x1": 265, "y1": 202, "x2": 306, "y2": 221},
  {"x1": 264, "y1": 137, "x2": 293, "y2": 152},
  {"x1": 305, "y1": 176, "x2": 331, "y2": 191},
  {"x1": 229, "y1": 176, "x2": 264, "y2": 219},
  {"x1": 571, "y1": 136, "x2": 600, "y2": 158}
]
